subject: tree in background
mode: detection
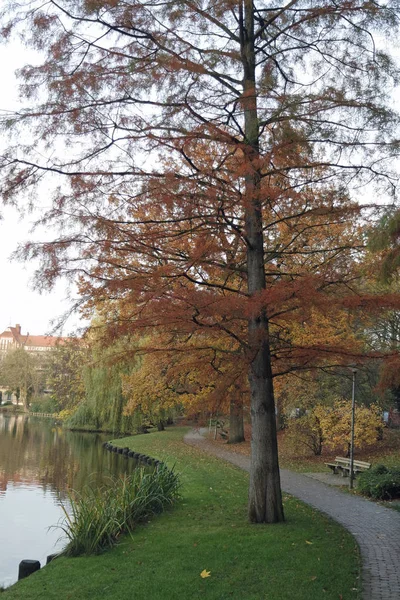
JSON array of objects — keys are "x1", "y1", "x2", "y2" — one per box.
[
  {"x1": 285, "y1": 412, "x2": 325, "y2": 456},
  {"x1": 368, "y1": 209, "x2": 400, "y2": 284},
  {"x1": 122, "y1": 354, "x2": 181, "y2": 432},
  {"x1": 286, "y1": 401, "x2": 383, "y2": 456},
  {"x1": 119, "y1": 327, "x2": 248, "y2": 439},
  {"x1": 2, "y1": 0, "x2": 400, "y2": 523},
  {"x1": 47, "y1": 339, "x2": 86, "y2": 412},
  {"x1": 0, "y1": 348, "x2": 40, "y2": 410},
  {"x1": 316, "y1": 401, "x2": 383, "y2": 454}
]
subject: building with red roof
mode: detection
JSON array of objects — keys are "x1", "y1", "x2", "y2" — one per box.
[{"x1": 0, "y1": 324, "x2": 68, "y2": 358}]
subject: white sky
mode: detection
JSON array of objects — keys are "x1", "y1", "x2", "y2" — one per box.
[{"x1": 0, "y1": 41, "x2": 84, "y2": 336}]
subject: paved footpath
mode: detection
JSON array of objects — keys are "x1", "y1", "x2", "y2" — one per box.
[{"x1": 184, "y1": 429, "x2": 400, "y2": 600}]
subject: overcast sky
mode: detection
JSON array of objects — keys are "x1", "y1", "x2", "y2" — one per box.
[{"x1": 0, "y1": 41, "x2": 84, "y2": 337}]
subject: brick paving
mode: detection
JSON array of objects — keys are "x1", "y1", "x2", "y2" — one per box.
[{"x1": 184, "y1": 429, "x2": 400, "y2": 600}]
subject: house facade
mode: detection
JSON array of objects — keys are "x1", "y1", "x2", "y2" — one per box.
[{"x1": 0, "y1": 324, "x2": 66, "y2": 358}]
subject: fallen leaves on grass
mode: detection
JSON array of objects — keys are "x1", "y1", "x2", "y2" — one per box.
[{"x1": 200, "y1": 570, "x2": 211, "y2": 578}]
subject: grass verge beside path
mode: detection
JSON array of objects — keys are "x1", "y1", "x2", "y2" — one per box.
[{"x1": 2, "y1": 427, "x2": 361, "y2": 600}]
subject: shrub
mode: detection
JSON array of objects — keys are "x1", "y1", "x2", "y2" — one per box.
[
  {"x1": 57, "y1": 408, "x2": 75, "y2": 421},
  {"x1": 30, "y1": 396, "x2": 59, "y2": 414},
  {"x1": 357, "y1": 465, "x2": 400, "y2": 500},
  {"x1": 312, "y1": 400, "x2": 383, "y2": 453},
  {"x1": 370, "y1": 464, "x2": 389, "y2": 475},
  {"x1": 286, "y1": 413, "x2": 324, "y2": 456},
  {"x1": 57, "y1": 464, "x2": 180, "y2": 556},
  {"x1": 285, "y1": 401, "x2": 383, "y2": 456}
]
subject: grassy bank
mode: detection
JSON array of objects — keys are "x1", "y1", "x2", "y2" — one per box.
[{"x1": 2, "y1": 427, "x2": 361, "y2": 600}]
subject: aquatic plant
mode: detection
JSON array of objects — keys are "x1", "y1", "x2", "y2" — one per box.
[{"x1": 57, "y1": 464, "x2": 180, "y2": 556}]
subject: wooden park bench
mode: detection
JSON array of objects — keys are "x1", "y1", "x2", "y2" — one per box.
[{"x1": 325, "y1": 456, "x2": 371, "y2": 478}]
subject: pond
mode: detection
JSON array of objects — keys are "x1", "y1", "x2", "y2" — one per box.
[{"x1": 0, "y1": 412, "x2": 136, "y2": 588}]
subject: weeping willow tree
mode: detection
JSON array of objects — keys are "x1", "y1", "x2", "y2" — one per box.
[
  {"x1": 67, "y1": 360, "x2": 138, "y2": 434},
  {"x1": 65, "y1": 326, "x2": 138, "y2": 434}
]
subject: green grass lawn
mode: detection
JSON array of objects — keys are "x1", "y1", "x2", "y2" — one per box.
[{"x1": 2, "y1": 427, "x2": 361, "y2": 600}]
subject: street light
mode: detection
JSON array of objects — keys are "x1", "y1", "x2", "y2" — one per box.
[{"x1": 349, "y1": 367, "x2": 357, "y2": 490}]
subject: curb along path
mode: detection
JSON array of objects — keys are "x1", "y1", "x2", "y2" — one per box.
[{"x1": 184, "y1": 429, "x2": 400, "y2": 600}]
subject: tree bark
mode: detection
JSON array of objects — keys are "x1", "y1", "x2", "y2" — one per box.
[
  {"x1": 228, "y1": 395, "x2": 245, "y2": 444},
  {"x1": 21, "y1": 389, "x2": 29, "y2": 412},
  {"x1": 241, "y1": 0, "x2": 284, "y2": 523}
]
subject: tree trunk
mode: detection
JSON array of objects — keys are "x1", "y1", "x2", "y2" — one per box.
[
  {"x1": 228, "y1": 396, "x2": 245, "y2": 444},
  {"x1": 21, "y1": 383, "x2": 29, "y2": 412},
  {"x1": 241, "y1": 0, "x2": 284, "y2": 523},
  {"x1": 275, "y1": 399, "x2": 282, "y2": 431},
  {"x1": 21, "y1": 392, "x2": 29, "y2": 412}
]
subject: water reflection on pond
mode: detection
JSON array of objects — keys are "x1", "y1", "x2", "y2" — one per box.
[{"x1": 0, "y1": 413, "x2": 135, "y2": 588}]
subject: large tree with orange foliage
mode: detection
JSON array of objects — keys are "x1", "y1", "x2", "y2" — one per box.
[
  {"x1": 2, "y1": 0, "x2": 400, "y2": 523},
  {"x1": 120, "y1": 329, "x2": 248, "y2": 440}
]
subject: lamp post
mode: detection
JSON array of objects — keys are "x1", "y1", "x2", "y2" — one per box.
[{"x1": 349, "y1": 367, "x2": 357, "y2": 490}]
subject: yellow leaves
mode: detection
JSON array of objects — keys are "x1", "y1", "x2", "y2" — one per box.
[
  {"x1": 305, "y1": 540, "x2": 313, "y2": 545},
  {"x1": 57, "y1": 408, "x2": 74, "y2": 421},
  {"x1": 286, "y1": 398, "x2": 383, "y2": 456},
  {"x1": 290, "y1": 307, "x2": 358, "y2": 349},
  {"x1": 200, "y1": 569, "x2": 211, "y2": 578},
  {"x1": 122, "y1": 349, "x2": 180, "y2": 416},
  {"x1": 313, "y1": 400, "x2": 383, "y2": 452}
]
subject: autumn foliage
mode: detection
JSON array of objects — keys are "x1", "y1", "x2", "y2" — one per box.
[
  {"x1": 287, "y1": 401, "x2": 383, "y2": 456},
  {"x1": 2, "y1": 0, "x2": 400, "y2": 523}
]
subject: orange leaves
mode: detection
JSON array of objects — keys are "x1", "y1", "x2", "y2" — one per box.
[
  {"x1": 120, "y1": 328, "x2": 247, "y2": 419},
  {"x1": 84, "y1": 0, "x2": 120, "y2": 12},
  {"x1": 342, "y1": 293, "x2": 400, "y2": 312},
  {"x1": 32, "y1": 13, "x2": 57, "y2": 31},
  {"x1": 377, "y1": 354, "x2": 400, "y2": 391},
  {"x1": 122, "y1": 351, "x2": 180, "y2": 417}
]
